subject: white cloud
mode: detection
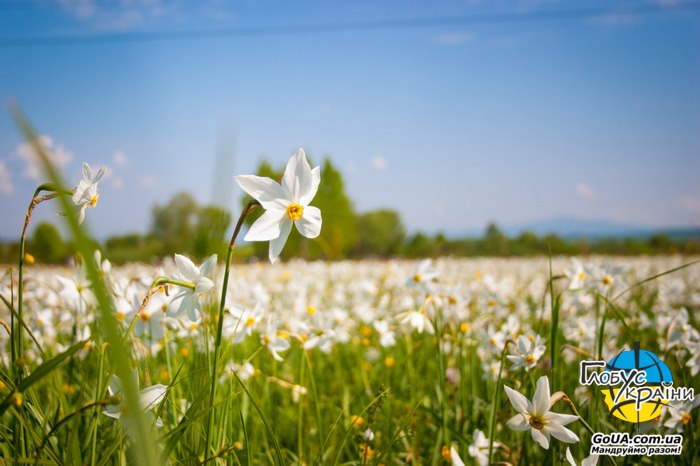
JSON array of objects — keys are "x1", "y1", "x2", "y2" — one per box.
[
  {"x1": 576, "y1": 182, "x2": 594, "y2": 199},
  {"x1": 589, "y1": 10, "x2": 640, "y2": 27},
  {"x1": 654, "y1": 0, "x2": 682, "y2": 7},
  {"x1": 371, "y1": 156, "x2": 387, "y2": 171},
  {"x1": 58, "y1": 0, "x2": 97, "y2": 19},
  {"x1": 141, "y1": 175, "x2": 158, "y2": 190},
  {"x1": 113, "y1": 150, "x2": 128, "y2": 167},
  {"x1": 436, "y1": 32, "x2": 474, "y2": 45},
  {"x1": 15, "y1": 135, "x2": 73, "y2": 180},
  {"x1": 0, "y1": 160, "x2": 13, "y2": 195},
  {"x1": 95, "y1": 10, "x2": 144, "y2": 31},
  {"x1": 58, "y1": 0, "x2": 167, "y2": 31}
]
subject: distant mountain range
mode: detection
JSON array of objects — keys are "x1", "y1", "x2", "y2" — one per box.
[
  {"x1": 450, "y1": 217, "x2": 700, "y2": 241},
  {"x1": 502, "y1": 217, "x2": 699, "y2": 240}
]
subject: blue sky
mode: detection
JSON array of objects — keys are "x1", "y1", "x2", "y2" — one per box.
[{"x1": 0, "y1": 0, "x2": 698, "y2": 239}]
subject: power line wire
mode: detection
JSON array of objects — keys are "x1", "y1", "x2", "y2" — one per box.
[{"x1": 1, "y1": 3, "x2": 699, "y2": 48}]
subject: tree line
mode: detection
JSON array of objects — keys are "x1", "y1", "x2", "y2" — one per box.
[{"x1": 2, "y1": 157, "x2": 699, "y2": 264}]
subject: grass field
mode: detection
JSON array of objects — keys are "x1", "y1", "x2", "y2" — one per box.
[{"x1": 1, "y1": 255, "x2": 699, "y2": 465}]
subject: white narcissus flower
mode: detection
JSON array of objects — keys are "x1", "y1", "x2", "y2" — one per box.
[
  {"x1": 566, "y1": 447, "x2": 599, "y2": 466},
  {"x1": 663, "y1": 398, "x2": 700, "y2": 432},
  {"x1": 169, "y1": 254, "x2": 217, "y2": 321},
  {"x1": 468, "y1": 429, "x2": 499, "y2": 466},
  {"x1": 504, "y1": 376, "x2": 580, "y2": 449},
  {"x1": 260, "y1": 325, "x2": 291, "y2": 361},
  {"x1": 103, "y1": 371, "x2": 167, "y2": 428},
  {"x1": 72, "y1": 162, "x2": 106, "y2": 224},
  {"x1": 235, "y1": 148, "x2": 322, "y2": 263},
  {"x1": 507, "y1": 334, "x2": 546, "y2": 371},
  {"x1": 398, "y1": 310, "x2": 434, "y2": 334},
  {"x1": 450, "y1": 446, "x2": 465, "y2": 466},
  {"x1": 407, "y1": 259, "x2": 438, "y2": 289}
]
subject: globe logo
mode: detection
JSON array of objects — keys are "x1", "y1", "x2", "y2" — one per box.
[{"x1": 601, "y1": 342, "x2": 673, "y2": 424}]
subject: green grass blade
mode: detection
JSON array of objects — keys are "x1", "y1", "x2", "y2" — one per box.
[
  {"x1": 11, "y1": 105, "x2": 159, "y2": 466},
  {"x1": 232, "y1": 371, "x2": 285, "y2": 466},
  {"x1": 611, "y1": 258, "x2": 700, "y2": 303}
]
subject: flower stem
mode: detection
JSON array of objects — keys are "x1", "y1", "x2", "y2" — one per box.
[
  {"x1": 16, "y1": 185, "x2": 69, "y2": 377},
  {"x1": 122, "y1": 277, "x2": 195, "y2": 343},
  {"x1": 14, "y1": 184, "x2": 70, "y2": 460},
  {"x1": 488, "y1": 339, "x2": 513, "y2": 465},
  {"x1": 204, "y1": 200, "x2": 258, "y2": 458}
]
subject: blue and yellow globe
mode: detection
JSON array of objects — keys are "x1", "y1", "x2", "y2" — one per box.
[{"x1": 601, "y1": 346, "x2": 672, "y2": 423}]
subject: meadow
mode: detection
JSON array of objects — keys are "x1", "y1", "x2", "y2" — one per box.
[
  {"x1": 1, "y1": 121, "x2": 698, "y2": 465},
  {"x1": 1, "y1": 254, "x2": 699, "y2": 465}
]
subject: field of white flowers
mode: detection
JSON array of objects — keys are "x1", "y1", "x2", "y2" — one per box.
[
  {"x1": 2, "y1": 254, "x2": 699, "y2": 465},
  {"x1": 2, "y1": 116, "x2": 698, "y2": 465}
]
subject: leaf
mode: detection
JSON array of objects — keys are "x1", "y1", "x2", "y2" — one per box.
[
  {"x1": 11, "y1": 105, "x2": 159, "y2": 466},
  {"x1": 0, "y1": 340, "x2": 87, "y2": 417},
  {"x1": 232, "y1": 371, "x2": 285, "y2": 466}
]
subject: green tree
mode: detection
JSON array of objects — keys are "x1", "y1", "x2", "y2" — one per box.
[
  {"x1": 403, "y1": 232, "x2": 434, "y2": 257},
  {"x1": 308, "y1": 158, "x2": 357, "y2": 259},
  {"x1": 354, "y1": 209, "x2": 405, "y2": 257},
  {"x1": 150, "y1": 192, "x2": 199, "y2": 256},
  {"x1": 481, "y1": 222, "x2": 508, "y2": 255},
  {"x1": 31, "y1": 222, "x2": 65, "y2": 263},
  {"x1": 193, "y1": 205, "x2": 233, "y2": 258}
]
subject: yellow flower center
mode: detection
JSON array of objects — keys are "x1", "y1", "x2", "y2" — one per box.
[
  {"x1": 139, "y1": 312, "x2": 150, "y2": 322},
  {"x1": 529, "y1": 415, "x2": 545, "y2": 430},
  {"x1": 359, "y1": 443, "x2": 375, "y2": 459},
  {"x1": 459, "y1": 322, "x2": 470, "y2": 333},
  {"x1": 441, "y1": 446, "x2": 451, "y2": 461},
  {"x1": 89, "y1": 193, "x2": 100, "y2": 207},
  {"x1": 413, "y1": 273, "x2": 422, "y2": 282},
  {"x1": 115, "y1": 312, "x2": 125, "y2": 323},
  {"x1": 681, "y1": 413, "x2": 691, "y2": 425},
  {"x1": 578, "y1": 271, "x2": 586, "y2": 281},
  {"x1": 245, "y1": 317, "x2": 255, "y2": 328},
  {"x1": 306, "y1": 305, "x2": 316, "y2": 316},
  {"x1": 526, "y1": 354, "x2": 536, "y2": 365},
  {"x1": 286, "y1": 203, "x2": 303, "y2": 221},
  {"x1": 10, "y1": 392, "x2": 24, "y2": 408},
  {"x1": 602, "y1": 275, "x2": 613, "y2": 285}
]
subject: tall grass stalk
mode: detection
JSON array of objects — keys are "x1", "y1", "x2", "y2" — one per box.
[
  {"x1": 12, "y1": 106, "x2": 159, "y2": 466},
  {"x1": 204, "y1": 200, "x2": 258, "y2": 458},
  {"x1": 487, "y1": 339, "x2": 513, "y2": 465}
]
